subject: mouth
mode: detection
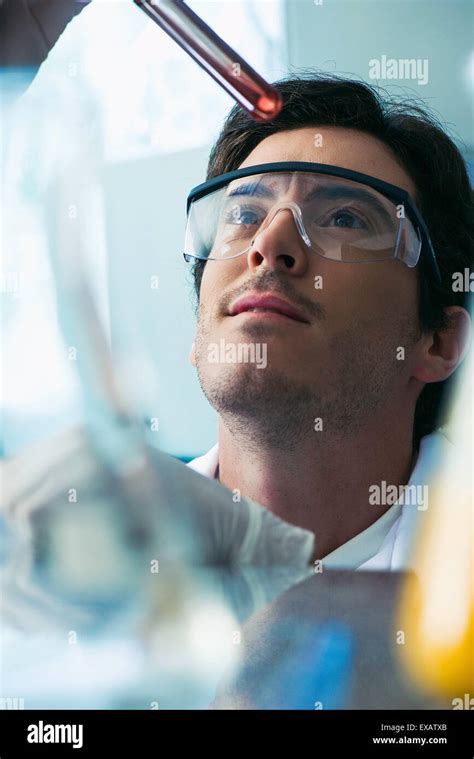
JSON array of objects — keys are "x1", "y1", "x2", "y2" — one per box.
[{"x1": 228, "y1": 293, "x2": 310, "y2": 324}]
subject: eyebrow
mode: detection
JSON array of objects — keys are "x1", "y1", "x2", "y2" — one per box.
[
  {"x1": 227, "y1": 182, "x2": 275, "y2": 199},
  {"x1": 226, "y1": 181, "x2": 395, "y2": 226}
]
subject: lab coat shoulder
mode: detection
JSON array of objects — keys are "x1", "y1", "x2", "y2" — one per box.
[{"x1": 359, "y1": 427, "x2": 455, "y2": 571}]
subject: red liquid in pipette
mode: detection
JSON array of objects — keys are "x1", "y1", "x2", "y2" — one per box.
[{"x1": 133, "y1": 0, "x2": 282, "y2": 122}]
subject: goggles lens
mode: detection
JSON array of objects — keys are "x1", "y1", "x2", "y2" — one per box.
[{"x1": 184, "y1": 171, "x2": 422, "y2": 266}]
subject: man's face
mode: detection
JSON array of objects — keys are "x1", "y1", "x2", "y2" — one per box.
[{"x1": 192, "y1": 127, "x2": 422, "y2": 446}]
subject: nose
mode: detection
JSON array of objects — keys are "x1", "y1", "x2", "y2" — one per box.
[{"x1": 246, "y1": 205, "x2": 310, "y2": 276}]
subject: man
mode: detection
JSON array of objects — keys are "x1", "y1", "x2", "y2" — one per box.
[
  {"x1": 3, "y1": 4, "x2": 471, "y2": 573},
  {"x1": 186, "y1": 73, "x2": 473, "y2": 570}
]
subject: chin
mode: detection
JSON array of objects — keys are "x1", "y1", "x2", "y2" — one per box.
[{"x1": 197, "y1": 361, "x2": 314, "y2": 419}]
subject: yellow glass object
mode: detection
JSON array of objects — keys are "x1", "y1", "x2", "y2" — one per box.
[{"x1": 397, "y1": 334, "x2": 473, "y2": 700}]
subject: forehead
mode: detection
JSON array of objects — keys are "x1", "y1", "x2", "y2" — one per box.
[{"x1": 238, "y1": 126, "x2": 417, "y2": 198}]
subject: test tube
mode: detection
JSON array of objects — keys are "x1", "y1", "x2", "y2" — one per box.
[{"x1": 133, "y1": 0, "x2": 283, "y2": 122}]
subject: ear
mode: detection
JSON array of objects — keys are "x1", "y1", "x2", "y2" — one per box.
[
  {"x1": 412, "y1": 306, "x2": 472, "y2": 384},
  {"x1": 189, "y1": 341, "x2": 197, "y2": 367}
]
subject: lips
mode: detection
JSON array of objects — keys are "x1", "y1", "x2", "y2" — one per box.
[{"x1": 228, "y1": 293, "x2": 310, "y2": 323}]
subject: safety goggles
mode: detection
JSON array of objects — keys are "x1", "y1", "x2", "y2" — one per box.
[{"x1": 183, "y1": 162, "x2": 441, "y2": 283}]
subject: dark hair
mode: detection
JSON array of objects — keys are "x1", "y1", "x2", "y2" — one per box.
[{"x1": 190, "y1": 71, "x2": 474, "y2": 449}]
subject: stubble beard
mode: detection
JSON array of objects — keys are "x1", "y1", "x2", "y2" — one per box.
[{"x1": 194, "y1": 308, "x2": 419, "y2": 454}]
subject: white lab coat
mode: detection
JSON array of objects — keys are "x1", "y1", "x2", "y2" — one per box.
[{"x1": 188, "y1": 428, "x2": 453, "y2": 572}]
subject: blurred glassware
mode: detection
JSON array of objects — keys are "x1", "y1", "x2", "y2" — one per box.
[{"x1": 397, "y1": 301, "x2": 473, "y2": 699}]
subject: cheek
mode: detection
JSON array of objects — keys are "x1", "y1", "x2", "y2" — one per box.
[
  {"x1": 318, "y1": 261, "x2": 418, "y2": 323},
  {"x1": 370, "y1": 266, "x2": 419, "y2": 321},
  {"x1": 199, "y1": 263, "x2": 213, "y2": 304},
  {"x1": 199, "y1": 259, "x2": 245, "y2": 313}
]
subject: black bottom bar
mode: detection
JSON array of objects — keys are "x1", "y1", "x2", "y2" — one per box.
[{"x1": 1, "y1": 709, "x2": 473, "y2": 757}]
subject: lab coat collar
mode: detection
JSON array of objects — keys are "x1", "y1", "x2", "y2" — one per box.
[
  {"x1": 187, "y1": 442, "x2": 220, "y2": 478},
  {"x1": 361, "y1": 427, "x2": 454, "y2": 571}
]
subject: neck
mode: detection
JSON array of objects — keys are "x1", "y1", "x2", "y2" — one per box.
[{"x1": 217, "y1": 408, "x2": 417, "y2": 560}]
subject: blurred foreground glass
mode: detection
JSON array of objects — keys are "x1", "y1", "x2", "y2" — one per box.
[
  {"x1": 0, "y1": 80, "x2": 235, "y2": 707},
  {"x1": 397, "y1": 311, "x2": 473, "y2": 700}
]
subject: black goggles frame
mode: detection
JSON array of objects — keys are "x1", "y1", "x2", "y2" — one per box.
[{"x1": 185, "y1": 161, "x2": 441, "y2": 283}]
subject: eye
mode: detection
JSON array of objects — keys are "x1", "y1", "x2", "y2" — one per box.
[
  {"x1": 224, "y1": 204, "x2": 262, "y2": 226},
  {"x1": 329, "y1": 209, "x2": 367, "y2": 229},
  {"x1": 314, "y1": 206, "x2": 369, "y2": 230}
]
